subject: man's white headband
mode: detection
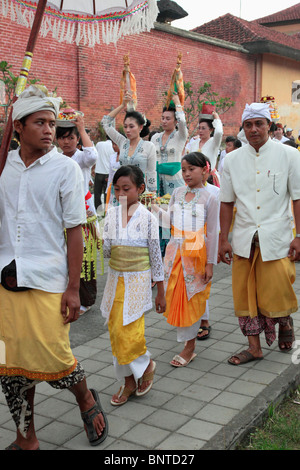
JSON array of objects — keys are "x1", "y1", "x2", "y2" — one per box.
[
  {"x1": 242, "y1": 103, "x2": 271, "y2": 124},
  {"x1": 12, "y1": 85, "x2": 62, "y2": 122}
]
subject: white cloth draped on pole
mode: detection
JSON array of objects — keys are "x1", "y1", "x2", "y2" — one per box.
[{"x1": 0, "y1": 0, "x2": 159, "y2": 46}]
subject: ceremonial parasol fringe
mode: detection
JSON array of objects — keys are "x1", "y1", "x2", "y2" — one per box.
[{"x1": 0, "y1": 0, "x2": 159, "y2": 47}]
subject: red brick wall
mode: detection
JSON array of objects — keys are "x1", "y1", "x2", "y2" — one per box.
[{"x1": 0, "y1": 9, "x2": 259, "y2": 142}]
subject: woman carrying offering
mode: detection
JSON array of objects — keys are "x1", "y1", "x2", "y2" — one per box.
[
  {"x1": 151, "y1": 93, "x2": 188, "y2": 197},
  {"x1": 101, "y1": 92, "x2": 157, "y2": 200},
  {"x1": 155, "y1": 152, "x2": 219, "y2": 367},
  {"x1": 188, "y1": 111, "x2": 223, "y2": 174},
  {"x1": 101, "y1": 165, "x2": 165, "y2": 405}
]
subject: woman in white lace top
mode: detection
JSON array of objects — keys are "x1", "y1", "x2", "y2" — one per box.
[
  {"x1": 151, "y1": 93, "x2": 188, "y2": 197},
  {"x1": 101, "y1": 165, "x2": 165, "y2": 405},
  {"x1": 101, "y1": 92, "x2": 157, "y2": 194},
  {"x1": 154, "y1": 152, "x2": 219, "y2": 368}
]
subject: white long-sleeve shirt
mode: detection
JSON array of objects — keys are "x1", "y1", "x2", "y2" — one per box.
[
  {"x1": 188, "y1": 118, "x2": 223, "y2": 170},
  {"x1": 220, "y1": 138, "x2": 300, "y2": 261}
]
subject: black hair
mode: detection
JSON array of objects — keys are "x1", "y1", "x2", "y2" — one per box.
[
  {"x1": 182, "y1": 151, "x2": 208, "y2": 168},
  {"x1": 225, "y1": 136, "x2": 242, "y2": 148},
  {"x1": 163, "y1": 105, "x2": 176, "y2": 114},
  {"x1": 113, "y1": 165, "x2": 145, "y2": 191},
  {"x1": 56, "y1": 126, "x2": 79, "y2": 140},
  {"x1": 199, "y1": 118, "x2": 214, "y2": 130},
  {"x1": 13, "y1": 115, "x2": 28, "y2": 141},
  {"x1": 124, "y1": 111, "x2": 151, "y2": 138},
  {"x1": 284, "y1": 140, "x2": 298, "y2": 149}
]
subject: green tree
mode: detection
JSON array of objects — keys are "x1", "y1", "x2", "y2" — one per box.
[{"x1": 170, "y1": 81, "x2": 235, "y2": 136}]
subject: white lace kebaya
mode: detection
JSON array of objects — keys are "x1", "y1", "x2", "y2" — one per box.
[{"x1": 101, "y1": 203, "x2": 164, "y2": 326}]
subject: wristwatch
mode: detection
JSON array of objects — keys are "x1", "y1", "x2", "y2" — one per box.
[{"x1": 296, "y1": 234, "x2": 300, "y2": 238}]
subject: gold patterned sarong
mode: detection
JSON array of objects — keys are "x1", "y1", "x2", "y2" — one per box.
[
  {"x1": 0, "y1": 286, "x2": 77, "y2": 381},
  {"x1": 232, "y1": 247, "x2": 298, "y2": 318}
]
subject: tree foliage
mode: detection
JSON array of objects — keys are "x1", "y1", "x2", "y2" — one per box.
[
  {"x1": 182, "y1": 81, "x2": 235, "y2": 135},
  {"x1": 0, "y1": 61, "x2": 40, "y2": 123}
]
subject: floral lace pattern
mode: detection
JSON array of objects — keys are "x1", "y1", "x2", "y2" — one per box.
[
  {"x1": 101, "y1": 115, "x2": 157, "y2": 192},
  {"x1": 151, "y1": 110, "x2": 188, "y2": 195},
  {"x1": 101, "y1": 203, "x2": 164, "y2": 325},
  {"x1": 161, "y1": 187, "x2": 220, "y2": 301}
]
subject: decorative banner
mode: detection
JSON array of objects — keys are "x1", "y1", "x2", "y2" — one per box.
[
  {"x1": 166, "y1": 52, "x2": 185, "y2": 109},
  {"x1": 120, "y1": 53, "x2": 137, "y2": 110},
  {"x1": 0, "y1": 0, "x2": 159, "y2": 46}
]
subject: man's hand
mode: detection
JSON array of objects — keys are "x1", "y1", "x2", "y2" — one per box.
[
  {"x1": 61, "y1": 287, "x2": 81, "y2": 324},
  {"x1": 219, "y1": 239, "x2": 233, "y2": 265},
  {"x1": 288, "y1": 237, "x2": 300, "y2": 262}
]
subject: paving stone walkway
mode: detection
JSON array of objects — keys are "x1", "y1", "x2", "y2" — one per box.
[{"x1": 1, "y1": 263, "x2": 299, "y2": 451}]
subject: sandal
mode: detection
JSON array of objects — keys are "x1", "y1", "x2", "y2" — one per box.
[
  {"x1": 228, "y1": 350, "x2": 263, "y2": 366},
  {"x1": 136, "y1": 361, "x2": 156, "y2": 397},
  {"x1": 111, "y1": 384, "x2": 137, "y2": 406},
  {"x1": 197, "y1": 326, "x2": 211, "y2": 341},
  {"x1": 278, "y1": 317, "x2": 295, "y2": 351},
  {"x1": 5, "y1": 443, "x2": 40, "y2": 450},
  {"x1": 81, "y1": 389, "x2": 108, "y2": 446},
  {"x1": 170, "y1": 353, "x2": 197, "y2": 368}
]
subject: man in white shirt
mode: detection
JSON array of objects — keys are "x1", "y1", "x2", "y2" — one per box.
[
  {"x1": 219, "y1": 103, "x2": 300, "y2": 365},
  {"x1": 0, "y1": 86, "x2": 108, "y2": 449},
  {"x1": 94, "y1": 138, "x2": 113, "y2": 211}
]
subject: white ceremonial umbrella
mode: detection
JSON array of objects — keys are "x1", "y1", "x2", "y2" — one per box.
[{"x1": 0, "y1": 0, "x2": 158, "y2": 172}]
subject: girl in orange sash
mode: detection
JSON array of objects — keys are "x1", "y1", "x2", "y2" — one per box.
[{"x1": 156, "y1": 152, "x2": 219, "y2": 367}]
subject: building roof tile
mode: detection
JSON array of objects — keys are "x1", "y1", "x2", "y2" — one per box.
[{"x1": 192, "y1": 13, "x2": 300, "y2": 51}]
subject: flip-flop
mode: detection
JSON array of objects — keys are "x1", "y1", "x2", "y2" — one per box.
[
  {"x1": 136, "y1": 361, "x2": 156, "y2": 397},
  {"x1": 81, "y1": 389, "x2": 108, "y2": 446},
  {"x1": 111, "y1": 384, "x2": 137, "y2": 406},
  {"x1": 170, "y1": 353, "x2": 197, "y2": 368},
  {"x1": 5, "y1": 443, "x2": 40, "y2": 450},
  {"x1": 197, "y1": 326, "x2": 211, "y2": 340},
  {"x1": 228, "y1": 350, "x2": 263, "y2": 366}
]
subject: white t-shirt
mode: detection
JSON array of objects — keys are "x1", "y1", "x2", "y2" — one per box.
[
  {"x1": 71, "y1": 146, "x2": 97, "y2": 195},
  {"x1": 95, "y1": 140, "x2": 113, "y2": 174},
  {"x1": 0, "y1": 147, "x2": 86, "y2": 292},
  {"x1": 220, "y1": 138, "x2": 300, "y2": 261}
]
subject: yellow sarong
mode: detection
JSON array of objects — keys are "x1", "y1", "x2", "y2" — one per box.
[
  {"x1": 232, "y1": 247, "x2": 298, "y2": 319},
  {"x1": 108, "y1": 277, "x2": 147, "y2": 365},
  {"x1": 0, "y1": 286, "x2": 77, "y2": 381}
]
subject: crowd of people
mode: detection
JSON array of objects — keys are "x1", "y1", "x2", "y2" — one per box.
[{"x1": 0, "y1": 84, "x2": 300, "y2": 450}]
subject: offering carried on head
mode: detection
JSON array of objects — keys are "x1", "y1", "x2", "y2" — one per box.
[{"x1": 56, "y1": 108, "x2": 84, "y2": 126}]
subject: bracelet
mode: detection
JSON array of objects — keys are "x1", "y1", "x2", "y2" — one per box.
[{"x1": 296, "y1": 234, "x2": 300, "y2": 238}]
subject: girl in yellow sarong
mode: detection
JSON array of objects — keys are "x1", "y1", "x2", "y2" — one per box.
[
  {"x1": 156, "y1": 152, "x2": 219, "y2": 367},
  {"x1": 101, "y1": 165, "x2": 166, "y2": 405}
]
